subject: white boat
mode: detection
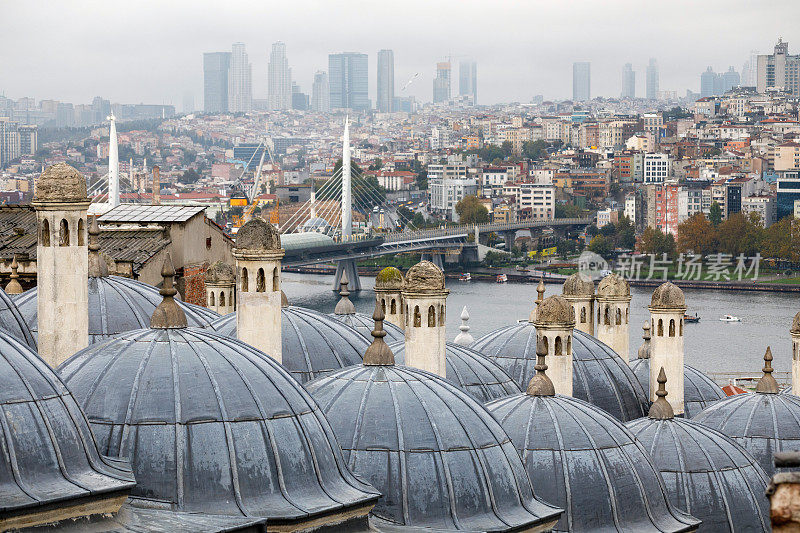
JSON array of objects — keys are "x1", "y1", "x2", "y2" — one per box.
[
  {"x1": 496, "y1": 274, "x2": 508, "y2": 283},
  {"x1": 459, "y1": 273, "x2": 472, "y2": 282},
  {"x1": 719, "y1": 315, "x2": 741, "y2": 322}
]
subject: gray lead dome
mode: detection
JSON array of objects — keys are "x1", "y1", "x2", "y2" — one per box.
[
  {"x1": 0, "y1": 288, "x2": 36, "y2": 350},
  {"x1": 306, "y1": 364, "x2": 562, "y2": 531},
  {"x1": 332, "y1": 310, "x2": 405, "y2": 343},
  {"x1": 58, "y1": 327, "x2": 379, "y2": 526},
  {"x1": 487, "y1": 392, "x2": 700, "y2": 533},
  {"x1": 472, "y1": 325, "x2": 649, "y2": 421},
  {"x1": 0, "y1": 330, "x2": 135, "y2": 529},
  {"x1": 211, "y1": 306, "x2": 368, "y2": 383},
  {"x1": 389, "y1": 340, "x2": 521, "y2": 403},
  {"x1": 14, "y1": 276, "x2": 216, "y2": 344},
  {"x1": 627, "y1": 416, "x2": 770, "y2": 532}
]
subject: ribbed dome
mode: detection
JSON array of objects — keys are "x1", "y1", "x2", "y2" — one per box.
[
  {"x1": 487, "y1": 393, "x2": 699, "y2": 532},
  {"x1": 14, "y1": 276, "x2": 216, "y2": 344},
  {"x1": 58, "y1": 327, "x2": 379, "y2": 525},
  {"x1": 0, "y1": 330, "x2": 134, "y2": 528},
  {"x1": 472, "y1": 325, "x2": 649, "y2": 421},
  {"x1": 211, "y1": 306, "x2": 368, "y2": 383},
  {"x1": 693, "y1": 391, "x2": 800, "y2": 476},
  {"x1": 562, "y1": 272, "x2": 594, "y2": 297},
  {"x1": 306, "y1": 364, "x2": 562, "y2": 531},
  {"x1": 535, "y1": 295, "x2": 575, "y2": 325},
  {"x1": 597, "y1": 272, "x2": 630, "y2": 298},
  {"x1": 0, "y1": 288, "x2": 36, "y2": 350},
  {"x1": 332, "y1": 311, "x2": 405, "y2": 343},
  {"x1": 629, "y1": 358, "x2": 726, "y2": 418},
  {"x1": 627, "y1": 416, "x2": 770, "y2": 532},
  {"x1": 389, "y1": 340, "x2": 521, "y2": 403}
]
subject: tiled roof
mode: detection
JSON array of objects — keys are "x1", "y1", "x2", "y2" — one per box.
[{"x1": 99, "y1": 204, "x2": 206, "y2": 223}]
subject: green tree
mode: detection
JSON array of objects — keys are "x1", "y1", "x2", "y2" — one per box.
[
  {"x1": 639, "y1": 227, "x2": 677, "y2": 258},
  {"x1": 412, "y1": 160, "x2": 427, "y2": 190},
  {"x1": 181, "y1": 168, "x2": 201, "y2": 184},
  {"x1": 588, "y1": 235, "x2": 613, "y2": 259},
  {"x1": 616, "y1": 216, "x2": 636, "y2": 249},
  {"x1": 368, "y1": 158, "x2": 383, "y2": 171},
  {"x1": 708, "y1": 202, "x2": 723, "y2": 226},
  {"x1": 555, "y1": 202, "x2": 585, "y2": 218},
  {"x1": 412, "y1": 212, "x2": 426, "y2": 228},
  {"x1": 455, "y1": 195, "x2": 490, "y2": 224},
  {"x1": 522, "y1": 140, "x2": 548, "y2": 160}
]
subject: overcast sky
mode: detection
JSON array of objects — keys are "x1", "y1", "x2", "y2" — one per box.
[{"x1": 1, "y1": 0, "x2": 797, "y2": 108}]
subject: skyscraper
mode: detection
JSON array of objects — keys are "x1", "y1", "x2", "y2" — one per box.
[
  {"x1": 377, "y1": 49, "x2": 395, "y2": 112},
  {"x1": 459, "y1": 60, "x2": 477, "y2": 105},
  {"x1": 228, "y1": 42, "x2": 252, "y2": 113},
  {"x1": 757, "y1": 39, "x2": 800, "y2": 96},
  {"x1": 621, "y1": 63, "x2": 636, "y2": 98},
  {"x1": 203, "y1": 52, "x2": 230, "y2": 113},
  {"x1": 700, "y1": 67, "x2": 717, "y2": 97},
  {"x1": 646, "y1": 58, "x2": 659, "y2": 100},
  {"x1": 742, "y1": 50, "x2": 758, "y2": 87},
  {"x1": 268, "y1": 41, "x2": 292, "y2": 110},
  {"x1": 328, "y1": 53, "x2": 369, "y2": 110},
  {"x1": 311, "y1": 71, "x2": 330, "y2": 112},
  {"x1": 433, "y1": 61, "x2": 451, "y2": 103},
  {"x1": 722, "y1": 66, "x2": 741, "y2": 92},
  {"x1": 572, "y1": 62, "x2": 590, "y2": 101}
]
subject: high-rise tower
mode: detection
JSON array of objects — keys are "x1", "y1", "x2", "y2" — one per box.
[
  {"x1": 268, "y1": 41, "x2": 292, "y2": 110},
  {"x1": 433, "y1": 61, "x2": 451, "y2": 103},
  {"x1": 311, "y1": 71, "x2": 330, "y2": 112},
  {"x1": 328, "y1": 53, "x2": 369, "y2": 110},
  {"x1": 377, "y1": 49, "x2": 394, "y2": 112},
  {"x1": 621, "y1": 63, "x2": 636, "y2": 98},
  {"x1": 646, "y1": 58, "x2": 659, "y2": 100},
  {"x1": 459, "y1": 60, "x2": 477, "y2": 105},
  {"x1": 228, "y1": 42, "x2": 252, "y2": 113},
  {"x1": 572, "y1": 62, "x2": 591, "y2": 101},
  {"x1": 203, "y1": 52, "x2": 230, "y2": 113}
]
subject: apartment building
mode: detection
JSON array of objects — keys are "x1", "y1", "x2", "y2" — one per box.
[
  {"x1": 480, "y1": 167, "x2": 509, "y2": 197},
  {"x1": 741, "y1": 195, "x2": 777, "y2": 227},
  {"x1": 643, "y1": 153, "x2": 671, "y2": 183},
  {"x1": 770, "y1": 141, "x2": 800, "y2": 171}
]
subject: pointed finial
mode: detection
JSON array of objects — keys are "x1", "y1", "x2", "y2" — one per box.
[
  {"x1": 527, "y1": 336, "x2": 555, "y2": 396},
  {"x1": 755, "y1": 346, "x2": 779, "y2": 394},
  {"x1": 150, "y1": 253, "x2": 187, "y2": 329},
  {"x1": 536, "y1": 277, "x2": 545, "y2": 306},
  {"x1": 281, "y1": 290, "x2": 289, "y2": 308},
  {"x1": 638, "y1": 321, "x2": 652, "y2": 360},
  {"x1": 362, "y1": 298, "x2": 395, "y2": 365},
  {"x1": 4, "y1": 255, "x2": 23, "y2": 295},
  {"x1": 334, "y1": 271, "x2": 356, "y2": 315},
  {"x1": 87, "y1": 216, "x2": 109, "y2": 277},
  {"x1": 453, "y1": 306, "x2": 474, "y2": 346},
  {"x1": 648, "y1": 367, "x2": 675, "y2": 419}
]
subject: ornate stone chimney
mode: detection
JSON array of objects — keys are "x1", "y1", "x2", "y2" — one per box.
[
  {"x1": 374, "y1": 267, "x2": 404, "y2": 328},
  {"x1": 534, "y1": 295, "x2": 576, "y2": 395},
  {"x1": 648, "y1": 282, "x2": 687, "y2": 415},
  {"x1": 596, "y1": 272, "x2": 632, "y2": 360},
  {"x1": 32, "y1": 163, "x2": 90, "y2": 367},
  {"x1": 205, "y1": 261, "x2": 236, "y2": 315},
  {"x1": 233, "y1": 218, "x2": 285, "y2": 362},
  {"x1": 562, "y1": 273, "x2": 595, "y2": 335},
  {"x1": 401, "y1": 260, "x2": 449, "y2": 377}
]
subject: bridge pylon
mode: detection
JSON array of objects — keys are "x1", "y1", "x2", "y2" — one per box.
[{"x1": 333, "y1": 259, "x2": 361, "y2": 292}]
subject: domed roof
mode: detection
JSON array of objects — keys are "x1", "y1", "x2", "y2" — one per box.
[
  {"x1": 535, "y1": 295, "x2": 575, "y2": 325},
  {"x1": 389, "y1": 340, "x2": 521, "y2": 403},
  {"x1": 305, "y1": 309, "x2": 562, "y2": 531},
  {"x1": 205, "y1": 260, "x2": 235, "y2": 283},
  {"x1": 629, "y1": 358, "x2": 725, "y2": 418},
  {"x1": 651, "y1": 281, "x2": 686, "y2": 309},
  {"x1": 300, "y1": 216, "x2": 330, "y2": 232},
  {"x1": 693, "y1": 348, "x2": 800, "y2": 476},
  {"x1": 14, "y1": 275, "x2": 216, "y2": 344},
  {"x1": 375, "y1": 266, "x2": 404, "y2": 290},
  {"x1": 0, "y1": 330, "x2": 135, "y2": 528},
  {"x1": 211, "y1": 306, "x2": 369, "y2": 383},
  {"x1": 562, "y1": 273, "x2": 595, "y2": 297},
  {"x1": 487, "y1": 381, "x2": 699, "y2": 531},
  {"x1": 34, "y1": 162, "x2": 88, "y2": 202},
  {"x1": 333, "y1": 311, "x2": 405, "y2": 343},
  {"x1": 0, "y1": 287, "x2": 36, "y2": 350},
  {"x1": 58, "y1": 327, "x2": 379, "y2": 527},
  {"x1": 792, "y1": 310, "x2": 800, "y2": 334},
  {"x1": 472, "y1": 324, "x2": 649, "y2": 421},
  {"x1": 597, "y1": 272, "x2": 630, "y2": 298},
  {"x1": 234, "y1": 217, "x2": 281, "y2": 251},
  {"x1": 404, "y1": 260, "x2": 445, "y2": 291},
  {"x1": 628, "y1": 395, "x2": 770, "y2": 531}
]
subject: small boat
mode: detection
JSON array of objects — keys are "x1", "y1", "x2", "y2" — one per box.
[
  {"x1": 459, "y1": 273, "x2": 472, "y2": 282},
  {"x1": 719, "y1": 315, "x2": 741, "y2": 322},
  {"x1": 683, "y1": 313, "x2": 700, "y2": 323},
  {"x1": 496, "y1": 274, "x2": 508, "y2": 283}
]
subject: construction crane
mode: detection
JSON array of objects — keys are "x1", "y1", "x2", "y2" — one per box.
[{"x1": 230, "y1": 137, "x2": 278, "y2": 227}]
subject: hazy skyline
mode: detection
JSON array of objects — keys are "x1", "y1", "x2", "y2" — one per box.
[{"x1": 1, "y1": 0, "x2": 797, "y2": 107}]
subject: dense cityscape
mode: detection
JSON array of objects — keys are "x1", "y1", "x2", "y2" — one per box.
[{"x1": 2, "y1": 2, "x2": 800, "y2": 532}]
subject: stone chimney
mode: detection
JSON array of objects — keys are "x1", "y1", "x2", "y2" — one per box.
[
  {"x1": 648, "y1": 282, "x2": 687, "y2": 415},
  {"x1": 792, "y1": 312, "x2": 800, "y2": 397},
  {"x1": 562, "y1": 273, "x2": 595, "y2": 335},
  {"x1": 233, "y1": 218, "x2": 285, "y2": 362},
  {"x1": 205, "y1": 261, "x2": 236, "y2": 315},
  {"x1": 32, "y1": 163, "x2": 90, "y2": 367},
  {"x1": 374, "y1": 266, "x2": 404, "y2": 328},
  {"x1": 152, "y1": 165, "x2": 161, "y2": 205},
  {"x1": 534, "y1": 295, "x2": 576, "y2": 395},
  {"x1": 401, "y1": 260, "x2": 449, "y2": 377},
  {"x1": 596, "y1": 272, "x2": 632, "y2": 360}
]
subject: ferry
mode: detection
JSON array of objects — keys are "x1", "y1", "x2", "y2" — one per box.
[
  {"x1": 719, "y1": 315, "x2": 741, "y2": 322},
  {"x1": 496, "y1": 274, "x2": 508, "y2": 283},
  {"x1": 459, "y1": 272, "x2": 472, "y2": 282},
  {"x1": 683, "y1": 313, "x2": 700, "y2": 323}
]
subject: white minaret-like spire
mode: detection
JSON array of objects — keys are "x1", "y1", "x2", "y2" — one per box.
[
  {"x1": 453, "y1": 306, "x2": 474, "y2": 346},
  {"x1": 341, "y1": 116, "x2": 352, "y2": 239},
  {"x1": 310, "y1": 189, "x2": 317, "y2": 219},
  {"x1": 107, "y1": 113, "x2": 119, "y2": 207}
]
